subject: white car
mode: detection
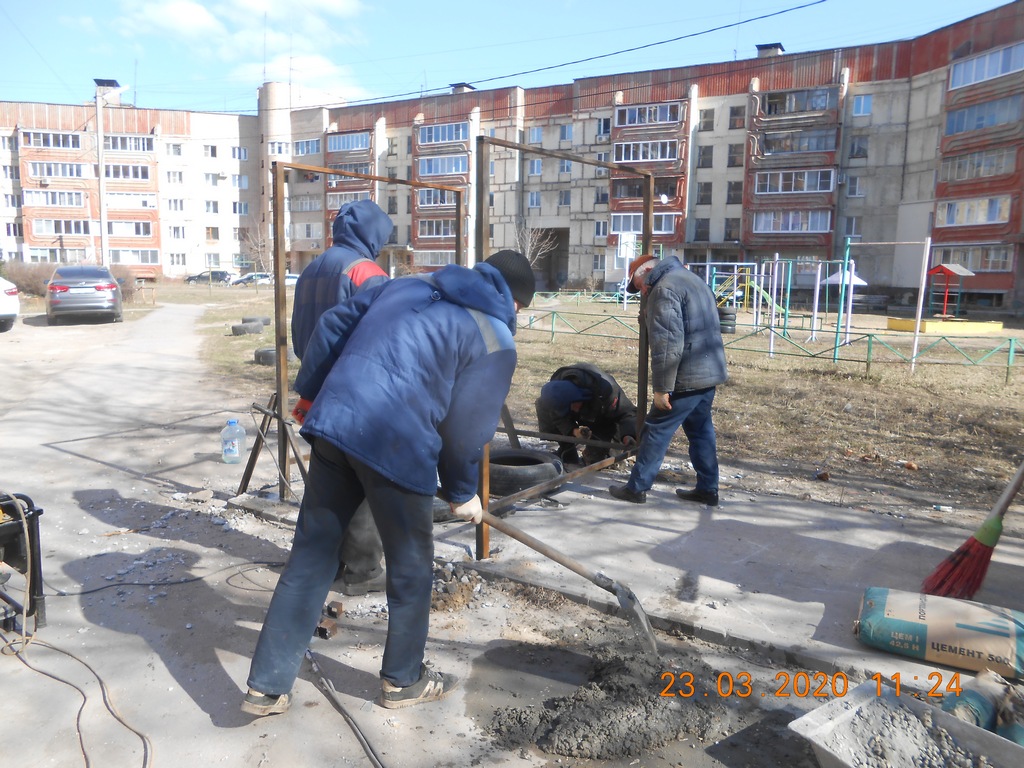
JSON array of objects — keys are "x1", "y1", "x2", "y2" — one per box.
[
  {"x1": 0, "y1": 276, "x2": 19, "y2": 332},
  {"x1": 256, "y1": 273, "x2": 299, "y2": 287}
]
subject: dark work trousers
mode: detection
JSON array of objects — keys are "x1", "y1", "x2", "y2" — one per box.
[
  {"x1": 247, "y1": 437, "x2": 435, "y2": 694},
  {"x1": 340, "y1": 501, "x2": 384, "y2": 581},
  {"x1": 625, "y1": 387, "x2": 719, "y2": 494}
]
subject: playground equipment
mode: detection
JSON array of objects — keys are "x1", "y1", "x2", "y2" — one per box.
[{"x1": 927, "y1": 263, "x2": 975, "y2": 317}]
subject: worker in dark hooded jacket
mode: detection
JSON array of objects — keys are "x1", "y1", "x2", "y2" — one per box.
[
  {"x1": 536, "y1": 362, "x2": 637, "y2": 465},
  {"x1": 243, "y1": 250, "x2": 536, "y2": 715},
  {"x1": 290, "y1": 200, "x2": 393, "y2": 597}
]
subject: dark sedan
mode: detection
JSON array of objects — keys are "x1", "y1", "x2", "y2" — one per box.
[{"x1": 45, "y1": 265, "x2": 124, "y2": 325}]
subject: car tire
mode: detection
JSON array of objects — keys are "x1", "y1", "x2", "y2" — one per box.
[
  {"x1": 0, "y1": 318, "x2": 13, "y2": 333},
  {"x1": 253, "y1": 346, "x2": 297, "y2": 366},
  {"x1": 485, "y1": 448, "x2": 565, "y2": 507},
  {"x1": 242, "y1": 316, "x2": 272, "y2": 326},
  {"x1": 231, "y1": 321, "x2": 264, "y2": 336},
  {"x1": 46, "y1": 315, "x2": 61, "y2": 326}
]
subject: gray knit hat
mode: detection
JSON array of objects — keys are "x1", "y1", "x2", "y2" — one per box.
[{"x1": 485, "y1": 250, "x2": 535, "y2": 308}]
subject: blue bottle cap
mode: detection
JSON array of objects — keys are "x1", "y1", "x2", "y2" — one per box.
[{"x1": 227, "y1": 419, "x2": 238, "y2": 425}]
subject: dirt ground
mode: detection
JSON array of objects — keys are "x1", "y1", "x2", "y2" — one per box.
[{"x1": 4, "y1": 289, "x2": 1020, "y2": 767}]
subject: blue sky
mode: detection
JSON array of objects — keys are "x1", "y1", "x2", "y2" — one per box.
[{"x1": 0, "y1": 0, "x2": 1012, "y2": 113}]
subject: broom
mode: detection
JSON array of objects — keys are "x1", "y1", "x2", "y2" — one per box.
[{"x1": 922, "y1": 457, "x2": 1024, "y2": 599}]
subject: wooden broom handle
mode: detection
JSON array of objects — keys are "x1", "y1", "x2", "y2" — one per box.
[{"x1": 991, "y1": 457, "x2": 1024, "y2": 522}]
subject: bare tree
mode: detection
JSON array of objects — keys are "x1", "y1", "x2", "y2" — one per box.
[
  {"x1": 241, "y1": 216, "x2": 271, "y2": 272},
  {"x1": 513, "y1": 219, "x2": 559, "y2": 266}
]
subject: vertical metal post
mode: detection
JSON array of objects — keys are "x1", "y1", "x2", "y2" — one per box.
[
  {"x1": 833, "y1": 238, "x2": 852, "y2": 363},
  {"x1": 95, "y1": 95, "x2": 109, "y2": 266},
  {"x1": 474, "y1": 136, "x2": 490, "y2": 267},
  {"x1": 910, "y1": 237, "x2": 931, "y2": 375},
  {"x1": 272, "y1": 162, "x2": 289, "y2": 500}
]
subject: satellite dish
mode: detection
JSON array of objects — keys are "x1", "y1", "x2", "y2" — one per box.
[{"x1": 659, "y1": 194, "x2": 669, "y2": 205}]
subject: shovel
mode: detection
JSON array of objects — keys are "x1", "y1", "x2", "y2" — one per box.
[{"x1": 480, "y1": 509, "x2": 658, "y2": 657}]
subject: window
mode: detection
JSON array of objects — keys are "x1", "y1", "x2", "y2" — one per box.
[
  {"x1": 169, "y1": 226, "x2": 186, "y2": 239},
  {"x1": 267, "y1": 141, "x2": 289, "y2": 155},
  {"x1": 615, "y1": 103, "x2": 680, "y2": 126},
  {"x1": 726, "y1": 181, "x2": 743, "y2": 205},
  {"x1": 232, "y1": 146, "x2": 248, "y2": 160},
  {"x1": 293, "y1": 139, "x2": 322, "y2": 156},
  {"x1": 936, "y1": 196, "x2": 1011, "y2": 226},
  {"x1": 233, "y1": 202, "x2": 249, "y2": 215},
  {"x1": 387, "y1": 137, "x2": 398, "y2": 157},
  {"x1": 940, "y1": 148, "x2": 1015, "y2": 181},
  {"x1": 845, "y1": 216, "x2": 862, "y2": 239},
  {"x1": 206, "y1": 226, "x2": 220, "y2": 241},
  {"x1": 232, "y1": 174, "x2": 249, "y2": 189},
  {"x1": 614, "y1": 140, "x2": 678, "y2": 162},
  {"x1": 611, "y1": 177, "x2": 677, "y2": 199},
  {"x1": 595, "y1": 221, "x2": 608, "y2": 238},
  {"x1": 593, "y1": 252, "x2": 606, "y2": 270},
  {"x1": 327, "y1": 132, "x2": 370, "y2": 152},
  {"x1": 33, "y1": 219, "x2": 92, "y2": 236},
  {"x1": 596, "y1": 118, "x2": 611, "y2": 138},
  {"x1": 950, "y1": 42, "x2": 1024, "y2": 89},
  {"x1": 488, "y1": 192, "x2": 494, "y2": 208},
  {"x1": 418, "y1": 188, "x2": 457, "y2": 206},
  {"x1": 698, "y1": 109, "x2": 715, "y2": 131},
  {"x1": 933, "y1": 244, "x2": 1012, "y2": 272},
  {"x1": 22, "y1": 131, "x2": 81, "y2": 149},
  {"x1": 727, "y1": 144, "x2": 744, "y2": 168},
  {"x1": 559, "y1": 124, "x2": 573, "y2": 141},
  {"x1": 419, "y1": 122, "x2": 469, "y2": 145},
  {"x1": 0, "y1": 135, "x2": 17, "y2": 150},
  {"x1": 695, "y1": 182, "x2": 713, "y2": 205},
  {"x1": 693, "y1": 218, "x2": 710, "y2": 241},
  {"x1": 167, "y1": 143, "x2": 182, "y2": 156},
  {"x1": 610, "y1": 213, "x2": 677, "y2": 234},
  {"x1": 4, "y1": 193, "x2": 20, "y2": 208},
  {"x1": 105, "y1": 135, "x2": 153, "y2": 152},
  {"x1": 7, "y1": 223, "x2": 23, "y2": 238},
  {"x1": 528, "y1": 126, "x2": 543, "y2": 144},
  {"x1": 528, "y1": 158, "x2": 542, "y2": 176},
  {"x1": 167, "y1": 198, "x2": 184, "y2": 211},
  {"x1": 327, "y1": 191, "x2": 371, "y2": 208},
  {"x1": 294, "y1": 222, "x2": 323, "y2": 239},
  {"x1": 107, "y1": 221, "x2": 152, "y2": 237},
  {"x1": 105, "y1": 164, "x2": 150, "y2": 180},
  {"x1": 755, "y1": 169, "x2": 834, "y2": 193},
  {"x1": 168, "y1": 253, "x2": 186, "y2": 266},
  {"x1": 945, "y1": 95, "x2": 1023, "y2": 136},
  {"x1": 849, "y1": 136, "x2": 869, "y2": 159},
  {"x1": 763, "y1": 129, "x2": 836, "y2": 154},
  {"x1": 2, "y1": 165, "x2": 20, "y2": 180},
  {"x1": 387, "y1": 196, "x2": 398, "y2": 215},
  {"x1": 489, "y1": 160, "x2": 495, "y2": 176},
  {"x1": 847, "y1": 176, "x2": 865, "y2": 197},
  {"x1": 764, "y1": 88, "x2": 838, "y2": 114},
  {"x1": 205, "y1": 172, "x2": 221, "y2": 186},
  {"x1": 729, "y1": 106, "x2": 746, "y2": 130},
  {"x1": 29, "y1": 162, "x2": 83, "y2": 178},
  {"x1": 557, "y1": 190, "x2": 571, "y2": 207},
  {"x1": 287, "y1": 195, "x2": 322, "y2": 212},
  {"x1": 724, "y1": 217, "x2": 741, "y2": 241},
  {"x1": 418, "y1": 155, "x2": 468, "y2": 176},
  {"x1": 595, "y1": 188, "x2": 609, "y2": 205},
  {"x1": 852, "y1": 94, "x2": 872, "y2": 116},
  {"x1": 559, "y1": 159, "x2": 572, "y2": 174},
  {"x1": 528, "y1": 191, "x2": 541, "y2": 209},
  {"x1": 418, "y1": 219, "x2": 456, "y2": 237},
  {"x1": 205, "y1": 253, "x2": 221, "y2": 268},
  {"x1": 204, "y1": 144, "x2": 217, "y2": 158},
  {"x1": 595, "y1": 151, "x2": 609, "y2": 176},
  {"x1": 23, "y1": 190, "x2": 84, "y2": 207},
  {"x1": 696, "y1": 146, "x2": 713, "y2": 169},
  {"x1": 753, "y1": 210, "x2": 831, "y2": 233},
  {"x1": 206, "y1": 200, "x2": 219, "y2": 214},
  {"x1": 106, "y1": 192, "x2": 158, "y2": 210}
]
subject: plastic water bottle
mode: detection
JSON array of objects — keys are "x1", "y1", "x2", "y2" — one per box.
[{"x1": 221, "y1": 419, "x2": 246, "y2": 464}]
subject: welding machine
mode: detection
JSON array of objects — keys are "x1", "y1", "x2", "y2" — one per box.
[{"x1": 0, "y1": 492, "x2": 45, "y2": 630}]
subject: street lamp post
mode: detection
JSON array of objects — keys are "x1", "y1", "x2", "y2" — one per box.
[{"x1": 94, "y1": 79, "x2": 128, "y2": 266}]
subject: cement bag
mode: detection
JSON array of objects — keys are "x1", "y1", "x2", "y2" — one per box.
[
  {"x1": 854, "y1": 587, "x2": 1024, "y2": 679},
  {"x1": 997, "y1": 684, "x2": 1024, "y2": 746},
  {"x1": 942, "y1": 669, "x2": 1011, "y2": 730}
]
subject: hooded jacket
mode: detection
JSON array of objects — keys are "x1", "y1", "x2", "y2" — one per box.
[
  {"x1": 291, "y1": 200, "x2": 392, "y2": 357},
  {"x1": 294, "y1": 262, "x2": 519, "y2": 502},
  {"x1": 642, "y1": 256, "x2": 728, "y2": 394}
]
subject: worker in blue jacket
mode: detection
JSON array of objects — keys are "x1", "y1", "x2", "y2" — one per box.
[{"x1": 243, "y1": 250, "x2": 535, "y2": 715}]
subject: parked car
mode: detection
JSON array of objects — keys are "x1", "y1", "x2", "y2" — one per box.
[
  {"x1": 185, "y1": 269, "x2": 236, "y2": 285},
  {"x1": 0, "y1": 276, "x2": 19, "y2": 332},
  {"x1": 45, "y1": 264, "x2": 123, "y2": 325},
  {"x1": 255, "y1": 273, "x2": 300, "y2": 287},
  {"x1": 231, "y1": 272, "x2": 272, "y2": 287}
]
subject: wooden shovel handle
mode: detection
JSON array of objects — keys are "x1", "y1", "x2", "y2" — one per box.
[{"x1": 991, "y1": 456, "x2": 1024, "y2": 522}]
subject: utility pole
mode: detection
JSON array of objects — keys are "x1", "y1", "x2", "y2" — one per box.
[{"x1": 94, "y1": 79, "x2": 128, "y2": 266}]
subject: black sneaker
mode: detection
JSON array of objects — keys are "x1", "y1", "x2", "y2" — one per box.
[
  {"x1": 675, "y1": 488, "x2": 719, "y2": 506},
  {"x1": 241, "y1": 689, "x2": 291, "y2": 716},
  {"x1": 608, "y1": 483, "x2": 646, "y2": 504},
  {"x1": 380, "y1": 663, "x2": 459, "y2": 709}
]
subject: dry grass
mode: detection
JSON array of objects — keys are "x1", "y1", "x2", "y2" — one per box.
[{"x1": 169, "y1": 283, "x2": 1024, "y2": 530}]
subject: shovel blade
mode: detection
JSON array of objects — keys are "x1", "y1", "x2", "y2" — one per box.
[{"x1": 612, "y1": 582, "x2": 658, "y2": 657}]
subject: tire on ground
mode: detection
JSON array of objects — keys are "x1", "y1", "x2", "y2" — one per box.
[
  {"x1": 231, "y1": 321, "x2": 264, "y2": 336},
  {"x1": 485, "y1": 448, "x2": 565, "y2": 507},
  {"x1": 242, "y1": 315, "x2": 272, "y2": 326},
  {"x1": 253, "y1": 346, "x2": 297, "y2": 366}
]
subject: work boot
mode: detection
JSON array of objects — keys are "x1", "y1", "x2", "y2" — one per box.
[
  {"x1": 241, "y1": 689, "x2": 291, "y2": 716},
  {"x1": 380, "y1": 663, "x2": 459, "y2": 709},
  {"x1": 608, "y1": 483, "x2": 646, "y2": 504},
  {"x1": 340, "y1": 570, "x2": 386, "y2": 597},
  {"x1": 675, "y1": 488, "x2": 719, "y2": 507}
]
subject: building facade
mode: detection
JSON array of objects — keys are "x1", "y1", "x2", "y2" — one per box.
[{"x1": 1, "y1": 3, "x2": 1022, "y2": 311}]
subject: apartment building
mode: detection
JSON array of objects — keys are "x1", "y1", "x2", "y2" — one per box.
[{"x1": 1, "y1": 2, "x2": 1022, "y2": 311}]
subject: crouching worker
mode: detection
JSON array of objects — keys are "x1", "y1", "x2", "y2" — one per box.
[
  {"x1": 241, "y1": 250, "x2": 535, "y2": 715},
  {"x1": 536, "y1": 362, "x2": 637, "y2": 465}
]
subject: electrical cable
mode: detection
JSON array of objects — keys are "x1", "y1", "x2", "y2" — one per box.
[{"x1": 0, "y1": 490, "x2": 34, "y2": 653}]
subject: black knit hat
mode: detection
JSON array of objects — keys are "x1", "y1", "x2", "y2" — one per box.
[{"x1": 485, "y1": 250, "x2": 535, "y2": 308}]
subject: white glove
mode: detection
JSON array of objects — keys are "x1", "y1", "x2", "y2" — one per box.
[{"x1": 450, "y1": 495, "x2": 483, "y2": 525}]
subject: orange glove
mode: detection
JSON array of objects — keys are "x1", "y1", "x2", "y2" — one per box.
[{"x1": 291, "y1": 397, "x2": 313, "y2": 424}]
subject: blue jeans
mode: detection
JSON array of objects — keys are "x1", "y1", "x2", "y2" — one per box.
[
  {"x1": 626, "y1": 387, "x2": 719, "y2": 494},
  {"x1": 247, "y1": 438, "x2": 435, "y2": 694}
]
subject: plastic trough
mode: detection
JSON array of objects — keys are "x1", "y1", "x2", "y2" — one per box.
[{"x1": 787, "y1": 680, "x2": 1024, "y2": 768}]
